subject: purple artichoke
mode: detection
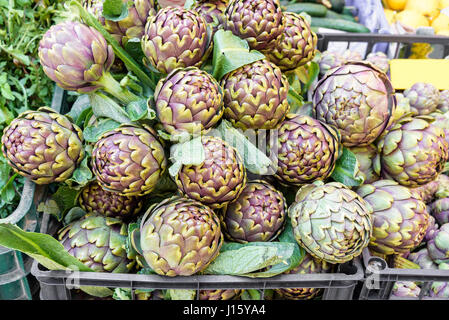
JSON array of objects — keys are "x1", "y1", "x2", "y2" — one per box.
[
  {"x1": 271, "y1": 114, "x2": 341, "y2": 186},
  {"x1": 374, "y1": 116, "x2": 449, "y2": 188},
  {"x1": 427, "y1": 223, "x2": 449, "y2": 264},
  {"x1": 78, "y1": 181, "x2": 143, "y2": 220},
  {"x1": 274, "y1": 253, "x2": 332, "y2": 300},
  {"x1": 318, "y1": 50, "x2": 345, "y2": 76},
  {"x1": 404, "y1": 82, "x2": 440, "y2": 116},
  {"x1": 437, "y1": 90, "x2": 449, "y2": 113},
  {"x1": 199, "y1": 289, "x2": 243, "y2": 300},
  {"x1": 142, "y1": 7, "x2": 211, "y2": 74},
  {"x1": 91, "y1": 125, "x2": 167, "y2": 197},
  {"x1": 313, "y1": 61, "x2": 396, "y2": 147},
  {"x1": 430, "y1": 197, "x2": 449, "y2": 225},
  {"x1": 154, "y1": 67, "x2": 224, "y2": 137},
  {"x1": 429, "y1": 263, "x2": 449, "y2": 298},
  {"x1": 366, "y1": 52, "x2": 390, "y2": 74},
  {"x1": 224, "y1": 0, "x2": 285, "y2": 51},
  {"x1": 408, "y1": 248, "x2": 438, "y2": 270},
  {"x1": 410, "y1": 179, "x2": 440, "y2": 203},
  {"x1": 192, "y1": 0, "x2": 228, "y2": 35},
  {"x1": 357, "y1": 180, "x2": 430, "y2": 256},
  {"x1": 1, "y1": 108, "x2": 84, "y2": 184},
  {"x1": 264, "y1": 12, "x2": 318, "y2": 72},
  {"x1": 391, "y1": 282, "x2": 421, "y2": 299},
  {"x1": 220, "y1": 180, "x2": 287, "y2": 243},
  {"x1": 175, "y1": 136, "x2": 247, "y2": 209},
  {"x1": 425, "y1": 215, "x2": 440, "y2": 242},
  {"x1": 39, "y1": 21, "x2": 115, "y2": 94},
  {"x1": 221, "y1": 59, "x2": 290, "y2": 130}
]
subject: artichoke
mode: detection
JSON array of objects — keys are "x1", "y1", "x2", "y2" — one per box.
[
  {"x1": 429, "y1": 263, "x2": 449, "y2": 298},
  {"x1": 391, "y1": 282, "x2": 421, "y2": 299},
  {"x1": 437, "y1": 90, "x2": 449, "y2": 113},
  {"x1": 312, "y1": 61, "x2": 396, "y2": 147},
  {"x1": 408, "y1": 248, "x2": 438, "y2": 270},
  {"x1": 137, "y1": 196, "x2": 223, "y2": 276},
  {"x1": 341, "y1": 49, "x2": 362, "y2": 62},
  {"x1": 430, "y1": 111, "x2": 449, "y2": 146},
  {"x1": 175, "y1": 136, "x2": 247, "y2": 209},
  {"x1": 366, "y1": 52, "x2": 390, "y2": 74},
  {"x1": 289, "y1": 181, "x2": 373, "y2": 264},
  {"x1": 428, "y1": 223, "x2": 449, "y2": 264},
  {"x1": 192, "y1": 0, "x2": 228, "y2": 35},
  {"x1": 91, "y1": 125, "x2": 167, "y2": 197},
  {"x1": 142, "y1": 6, "x2": 211, "y2": 74},
  {"x1": 271, "y1": 114, "x2": 340, "y2": 186},
  {"x1": 84, "y1": 0, "x2": 157, "y2": 45},
  {"x1": 274, "y1": 253, "x2": 332, "y2": 300},
  {"x1": 425, "y1": 215, "x2": 439, "y2": 242},
  {"x1": 349, "y1": 145, "x2": 380, "y2": 185},
  {"x1": 39, "y1": 21, "x2": 115, "y2": 94},
  {"x1": 264, "y1": 12, "x2": 317, "y2": 72},
  {"x1": 154, "y1": 67, "x2": 224, "y2": 137},
  {"x1": 374, "y1": 116, "x2": 449, "y2": 188},
  {"x1": 220, "y1": 180, "x2": 286, "y2": 243},
  {"x1": 224, "y1": 0, "x2": 285, "y2": 51},
  {"x1": 318, "y1": 50, "x2": 345, "y2": 76},
  {"x1": 58, "y1": 213, "x2": 136, "y2": 272},
  {"x1": 357, "y1": 180, "x2": 430, "y2": 256},
  {"x1": 199, "y1": 289, "x2": 243, "y2": 300},
  {"x1": 430, "y1": 197, "x2": 449, "y2": 225},
  {"x1": 78, "y1": 181, "x2": 143, "y2": 220},
  {"x1": 1, "y1": 108, "x2": 84, "y2": 184},
  {"x1": 404, "y1": 82, "x2": 440, "y2": 116},
  {"x1": 221, "y1": 59, "x2": 289, "y2": 130}
]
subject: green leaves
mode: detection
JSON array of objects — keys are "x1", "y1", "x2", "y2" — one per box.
[
  {"x1": 168, "y1": 136, "x2": 205, "y2": 177},
  {"x1": 0, "y1": 223, "x2": 92, "y2": 272},
  {"x1": 203, "y1": 242, "x2": 296, "y2": 278},
  {"x1": 102, "y1": 0, "x2": 129, "y2": 21},
  {"x1": 331, "y1": 147, "x2": 364, "y2": 187},
  {"x1": 211, "y1": 30, "x2": 265, "y2": 81}
]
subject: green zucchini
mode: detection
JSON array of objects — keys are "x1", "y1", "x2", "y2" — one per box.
[
  {"x1": 342, "y1": 6, "x2": 356, "y2": 17},
  {"x1": 325, "y1": 10, "x2": 356, "y2": 22},
  {"x1": 311, "y1": 17, "x2": 370, "y2": 33},
  {"x1": 329, "y1": 0, "x2": 345, "y2": 13},
  {"x1": 285, "y1": 3, "x2": 328, "y2": 17}
]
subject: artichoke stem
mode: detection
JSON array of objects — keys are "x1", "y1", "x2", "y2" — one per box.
[{"x1": 95, "y1": 72, "x2": 140, "y2": 105}]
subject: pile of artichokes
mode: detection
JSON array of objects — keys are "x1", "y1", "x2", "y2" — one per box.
[{"x1": 2, "y1": 0, "x2": 449, "y2": 301}]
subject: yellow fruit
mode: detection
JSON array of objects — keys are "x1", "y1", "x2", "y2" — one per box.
[
  {"x1": 386, "y1": 0, "x2": 406, "y2": 10},
  {"x1": 440, "y1": 0, "x2": 449, "y2": 9},
  {"x1": 396, "y1": 10, "x2": 430, "y2": 29},
  {"x1": 432, "y1": 13, "x2": 449, "y2": 32},
  {"x1": 406, "y1": 0, "x2": 440, "y2": 19},
  {"x1": 384, "y1": 9, "x2": 397, "y2": 25}
]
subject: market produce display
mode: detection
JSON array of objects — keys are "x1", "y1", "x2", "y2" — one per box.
[{"x1": 1, "y1": 0, "x2": 449, "y2": 302}]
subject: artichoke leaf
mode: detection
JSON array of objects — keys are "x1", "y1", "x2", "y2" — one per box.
[
  {"x1": 89, "y1": 92, "x2": 132, "y2": 124},
  {"x1": 37, "y1": 199, "x2": 62, "y2": 222},
  {"x1": 213, "y1": 120, "x2": 274, "y2": 175},
  {"x1": 65, "y1": 156, "x2": 94, "y2": 188},
  {"x1": 211, "y1": 30, "x2": 265, "y2": 81},
  {"x1": 102, "y1": 0, "x2": 129, "y2": 21},
  {"x1": 168, "y1": 136, "x2": 205, "y2": 177},
  {"x1": 51, "y1": 185, "x2": 82, "y2": 217},
  {"x1": 83, "y1": 118, "x2": 121, "y2": 143},
  {"x1": 331, "y1": 147, "x2": 365, "y2": 187},
  {"x1": 63, "y1": 207, "x2": 87, "y2": 226}
]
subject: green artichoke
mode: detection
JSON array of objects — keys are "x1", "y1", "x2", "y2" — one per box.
[
  {"x1": 192, "y1": 0, "x2": 229, "y2": 35},
  {"x1": 137, "y1": 196, "x2": 223, "y2": 276},
  {"x1": 39, "y1": 21, "x2": 114, "y2": 93},
  {"x1": 350, "y1": 145, "x2": 380, "y2": 185},
  {"x1": 91, "y1": 125, "x2": 167, "y2": 197},
  {"x1": 264, "y1": 12, "x2": 317, "y2": 72},
  {"x1": 312, "y1": 61, "x2": 396, "y2": 147},
  {"x1": 428, "y1": 223, "x2": 449, "y2": 264},
  {"x1": 274, "y1": 253, "x2": 332, "y2": 300},
  {"x1": 221, "y1": 59, "x2": 290, "y2": 130},
  {"x1": 437, "y1": 90, "x2": 449, "y2": 113},
  {"x1": 318, "y1": 50, "x2": 345, "y2": 77},
  {"x1": 271, "y1": 114, "x2": 340, "y2": 186},
  {"x1": 357, "y1": 180, "x2": 430, "y2": 256},
  {"x1": 220, "y1": 180, "x2": 286, "y2": 243},
  {"x1": 199, "y1": 289, "x2": 243, "y2": 300},
  {"x1": 289, "y1": 181, "x2": 373, "y2": 264},
  {"x1": 404, "y1": 82, "x2": 440, "y2": 116},
  {"x1": 1, "y1": 107, "x2": 84, "y2": 184},
  {"x1": 154, "y1": 67, "x2": 224, "y2": 137},
  {"x1": 58, "y1": 213, "x2": 136, "y2": 272},
  {"x1": 374, "y1": 116, "x2": 449, "y2": 188},
  {"x1": 175, "y1": 136, "x2": 247, "y2": 209},
  {"x1": 224, "y1": 0, "x2": 285, "y2": 51},
  {"x1": 142, "y1": 7, "x2": 211, "y2": 74},
  {"x1": 84, "y1": 0, "x2": 157, "y2": 45},
  {"x1": 79, "y1": 181, "x2": 143, "y2": 220}
]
